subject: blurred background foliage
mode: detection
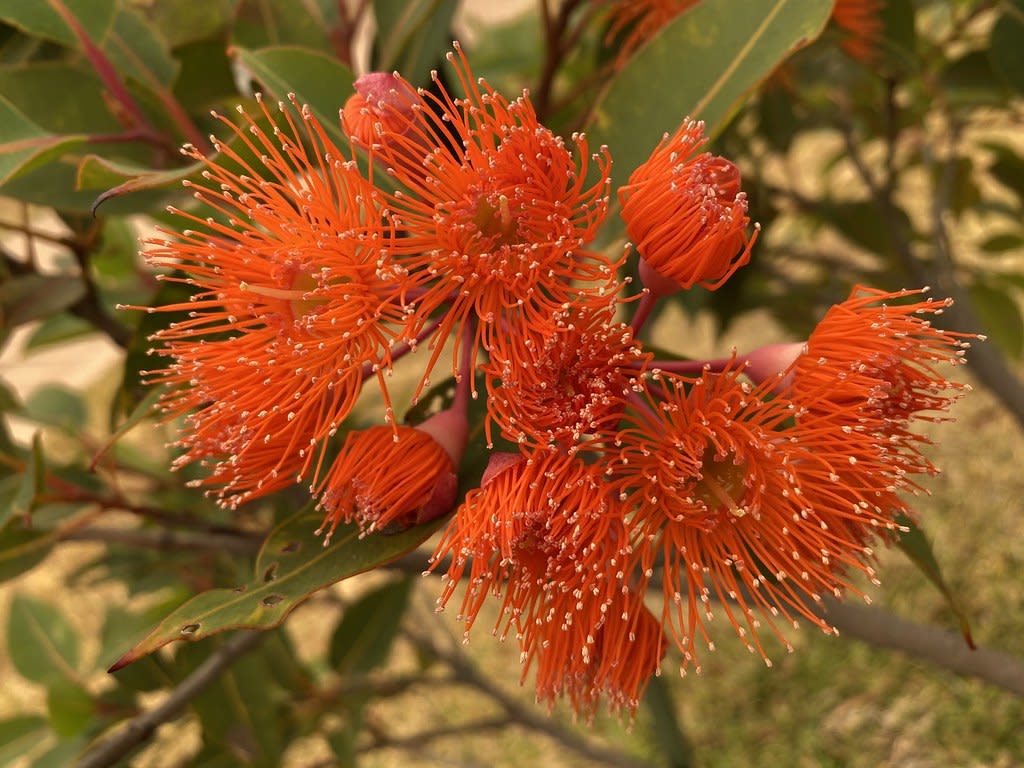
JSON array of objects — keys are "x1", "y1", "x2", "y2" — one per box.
[{"x1": 0, "y1": 0, "x2": 1022, "y2": 766}]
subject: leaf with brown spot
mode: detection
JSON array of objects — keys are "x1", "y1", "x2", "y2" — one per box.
[{"x1": 108, "y1": 505, "x2": 444, "y2": 671}]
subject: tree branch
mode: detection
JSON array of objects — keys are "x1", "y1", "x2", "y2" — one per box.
[
  {"x1": 403, "y1": 621, "x2": 655, "y2": 768},
  {"x1": 75, "y1": 630, "x2": 266, "y2": 768},
  {"x1": 818, "y1": 597, "x2": 1024, "y2": 697}
]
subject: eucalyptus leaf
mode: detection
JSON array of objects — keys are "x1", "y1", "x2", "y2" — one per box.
[
  {"x1": 7, "y1": 594, "x2": 81, "y2": 686},
  {"x1": 0, "y1": 95, "x2": 85, "y2": 186},
  {"x1": 109, "y1": 507, "x2": 444, "y2": 670},
  {"x1": 231, "y1": 45, "x2": 355, "y2": 145},
  {"x1": 587, "y1": 0, "x2": 833, "y2": 190}
]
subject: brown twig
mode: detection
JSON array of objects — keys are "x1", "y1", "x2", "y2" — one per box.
[
  {"x1": 403, "y1": 620, "x2": 655, "y2": 768},
  {"x1": 60, "y1": 526, "x2": 262, "y2": 556},
  {"x1": 74, "y1": 631, "x2": 266, "y2": 768},
  {"x1": 818, "y1": 597, "x2": 1024, "y2": 697}
]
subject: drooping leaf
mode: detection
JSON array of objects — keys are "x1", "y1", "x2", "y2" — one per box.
[
  {"x1": 46, "y1": 681, "x2": 95, "y2": 739},
  {"x1": 109, "y1": 506, "x2": 444, "y2": 669},
  {"x1": 24, "y1": 314, "x2": 95, "y2": 350},
  {"x1": 0, "y1": 95, "x2": 85, "y2": 186},
  {"x1": 0, "y1": 521, "x2": 57, "y2": 583},
  {"x1": 231, "y1": 45, "x2": 355, "y2": 144},
  {"x1": 989, "y1": 0, "x2": 1024, "y2": 95},
  {"x1": 231, "y1": 0, "x2": 331, "y2": 51},
  {"x1": 143, "y1": 0, "x2": 237, "y2": 48},
  {"x1": 329, "y1": 575, "x2": 413, "y2": 674},
  {"x1": 941, "y1": 50, "x2": 1011, "y2": 107},
  {"x1": 7, "y1": 594, "x2": 81, "y2": 686},
  {"x1": 0, "y1": 0, "x2": 117, "y2": 49},
  {"x1": 22, "y1": 386, "x2": 88, "y2": 434},
  {"x1": 371, "y1": 0, "x2": 457, "y2": 88},
  {"x1": 4, "y1": 431, "x2": 45, "y2": 528},
  {"x1": 643, "y1": 675, "x2": 695, "y2": 768},
  {"x1": 967, "y1": 279, "x2": 1024, "y2": 360},
  {"x1": 0, "y1": 273, "x2": 85, "y2": 331},
  {"x1": 0, "y1": 63, "x2": 121, "y2": 134},
  {"x1": 894, "y1": 515, "x2": 974, "y2": 649},
  {"x1": 175, "y1": 637, "x2": 288, "y2": 765},
  {"x1": 0, "y1": 716, "x2": 49, "y2": 768},
  {"x1": 78, "y1": 154, "x2": 198, "y2": 213},
  {"x1": 104, "y1": 4, "x2": 179, "y2": 88},
  {"x1": 587, "y1": 0, "x2": 833, "y2": 189}
]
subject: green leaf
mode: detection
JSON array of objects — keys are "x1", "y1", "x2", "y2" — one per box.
[
  {"x1": 329, "y1": 576, "x2": 412, "y2": 674},
  {"x1": 104, "y1": 5, "x2": 179, "y2": 88},
  {"x1": 0, "y1": 520, "x2": 57, "y2": 583},
  {"x1": 28, "y1": 735, "x2": 87, "y2": 768},
  {"x1": 7, "y1": 594, "x2": 81, "y2": 686},
  {"x1": 231, "y1": 0, "x2": 331, "y2": 51},
  {"x1": 172, "y1": 38, "x2": 241, "y2": 112},
  {"x1": 78, "y1": 154, "x2": 198, "y2": 213},
  {"x1": 46, "y1": 681, "x2": 94, "y2": 739},
  {"x1": 175, "y1": 637, "x2": 289, "y2": 764},
  {"x1": 231, "y1": 45, "x2": 355, "y2": 145},
  {"x1": 0, "y1": 716, "x2": 49, "y2": 768},
  {"x1": 989, "y1": 0, "x2": 1024, "y2": 95},
  {"x1": 941, "y1": 50, "x2": 1011, "y2": 107},
  {"x1": 142, "y1": 0, "x2": 236, "y2": 47},
  {"x1": 0, "y1": 63, "x2": 121, "y2": 134},
  {"x1": 983, "y1": 141, "x2": 1024, "y2": 198},
  {"x1": 372, "y1": 0, "x2": 457, "y2": 88},
  {"x1": 643, "y1": 675, "x2": 695, "y2": 768},
  {"x1": 0, "y1": 274, "x2": 85, "y2": 331},
  {"x1": 109, "y1": 506, "x2": 444, "y2": 670},
  {"x1": 968, "y1": 279, "x2": 1024, "y2": 360},
  {"x1": 0, "y1": 95, "x2": 86, "y2": 186},
  {"x1": 22, "y1": 386, "x2": 88, "y2": 433},
  {"x1": 587, "y1": 0, "x2": 833, "y2": 188},
  {"x1": 894, "y1": 515, "x2": 974, "y2": 649},
  {"x1": 4, "y1": 431, "x2": 45, "y2": 528},
  {"x1": 25, "y1": 314, "x2": 95, "y2": 350},
  {"x1": 0, "y1": 0, "x2": 117, "y2": 49},
  {"x1": 820, "y1": 200, "x2": 913, "y2": 256},
  {"x1": 980, "y1": 233, "x2": 1024, "y2": 253}
]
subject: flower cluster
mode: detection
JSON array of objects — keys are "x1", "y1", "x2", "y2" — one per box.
[{"x1": 141, "y1": 42, "x2": 972, "y2": 717}]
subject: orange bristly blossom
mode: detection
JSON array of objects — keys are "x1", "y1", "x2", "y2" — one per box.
[
  {"x1": 140, "y1": 41, "x2": 973, "y2": 717},
  {"x1": 831, "y1": 0, "x2": 885, "y2": 63},
  {"x1": 602, "y1": 0, "x2": 703, "y2": 64},
  {"x1": 352, "y1": 42, "x2": 621, "y2": 399}
]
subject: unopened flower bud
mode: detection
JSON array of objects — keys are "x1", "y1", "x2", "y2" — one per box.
[{"x1": 342, "y1": 72, "x2": 419, "y2": 147}]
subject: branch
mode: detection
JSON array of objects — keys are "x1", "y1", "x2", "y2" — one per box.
[
  {"x1": 404, "y1": 622, "x2": 654, "y2": 768},
  {"x1": 60, "y1": 526, "x2": 262, "y2": 556},
  {"x1": 75, "y1": 630, "x2": 266, "y2": 768},
  {"x1": 818, "y1": 597, "x2": 1024, "y2": 697}
]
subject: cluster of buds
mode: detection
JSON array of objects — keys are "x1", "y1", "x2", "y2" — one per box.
[{"x1": 139, "y1": 42, "x2": 973, "y2": 717}]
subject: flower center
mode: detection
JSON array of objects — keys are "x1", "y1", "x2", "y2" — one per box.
[
  {"x1": 473, "y1": 193, "x2": 518, "y2": 246},
  {"x1": 239, "y1": 268, "x2": 341, "y2": 324},
  {"x1": 692, "y1": 450, "x2": 749, "y2": 518}
]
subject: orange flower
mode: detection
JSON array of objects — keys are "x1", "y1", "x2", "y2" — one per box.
[
  {"x1": 484, "y1": 303, "x2": 649, "y2": 452},
  {"x1": 744, "y1": 286, "x2": 974, "y2": 477},
  {"x1": 364, "y1": 43, "x2": 620, "y2": 395},
  {"x1": 603, "y1": 0, "x2": 702, "y2": 63},
  {"x1": 316, "y1": 407, "x2": 466, "y2": 538},
  {"x1": 832, "y1": 0, "x2": 884, "y2": 63},
  {"x1": 530, "y1": 589, "x2": 666, "y2": 717},
  {"x1": 615, "y1": 368, "x2": 891, "y2": 671},
  {"x1": 619, "y1": 118, "x2": 756, "y2": 295},
  {"x1": 431, "y1": 451, "x2": 651, "y2": 713},
  {"x1": 141, "y1": 96, "x2": 406, "y2": 507},
  {"x1": 341, "y1": 72, "x2": 419, "y2": 149}
]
